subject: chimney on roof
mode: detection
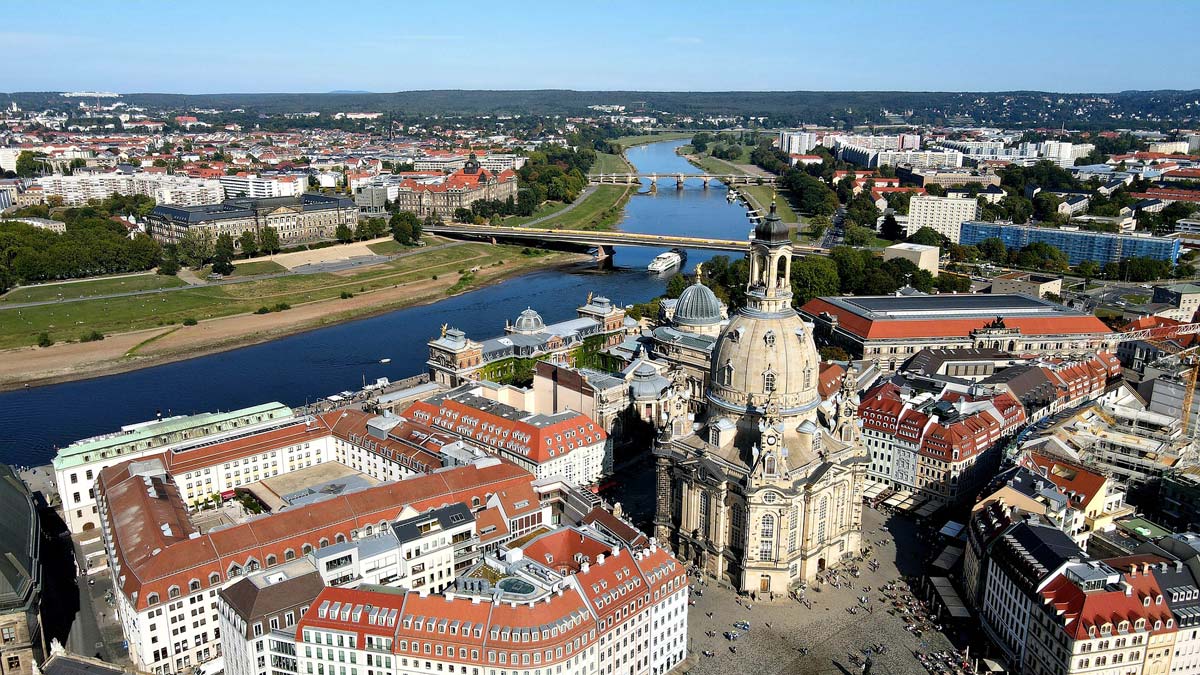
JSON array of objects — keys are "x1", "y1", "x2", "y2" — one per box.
[
  {"x1": 581, "y1": 562, "x2": 589, "y2": 574},
  {"x1": 1143, "y1": 563, "x2": 1151, "y2": 574}
]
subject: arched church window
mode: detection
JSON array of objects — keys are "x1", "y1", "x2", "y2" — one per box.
[
  {"x1": 760, "y1": 513, "x2": 775, "y2": 539},
  {"x1": 759, "y1": 514, "x2": 775, "y2": 561},
  {"x1": 788, "y1": 505, "x2": 799, "y2": 553},
  {"x1": 698, "y1": 491, "x2": 710, "y2": 539},
  {"x1": 720, "y1": 362, "x2": 734, "y2": 386},
  {"x1": 817, "y1": 496, "x2": 828, "y2": 545},
  {"x1": 730, "y1": 504, "x2": 746, "y2": 549},
  {"x1": 803, "y1": 367, "x2": 812, "y2": 389},
  {"x1": 763, "y1": 455, "x2": 777, "y2": 477},
  {"x1": 763, "y1": 370, "x2": 776, "y2": 393}
]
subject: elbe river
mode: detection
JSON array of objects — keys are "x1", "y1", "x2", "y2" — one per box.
[{"x1": 0, "y1": 139, "x2": 760, "y2": 466}]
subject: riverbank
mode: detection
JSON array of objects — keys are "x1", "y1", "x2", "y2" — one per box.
[{"x1": 0, "y1": 247, "x2": 582, "y2": 391}]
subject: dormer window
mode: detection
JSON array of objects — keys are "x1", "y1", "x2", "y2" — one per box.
[
  {"x1": 763, "y1": 370, "x2": 776, "y2": 394},
  {"x1": 719, "y1": 362, "x2": 734, "y2": 387},
  {"x1": 764, "y1": 331, "x2": 776, "y2": 348}
]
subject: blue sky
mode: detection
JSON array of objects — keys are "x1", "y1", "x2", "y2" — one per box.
[{"x1": 7, "y1": 0, "x2": 1199, "y2": 93}]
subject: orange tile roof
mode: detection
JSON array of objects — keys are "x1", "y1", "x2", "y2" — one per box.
[{"x1": 98, "y1": 457, "x2": 536, "y2": 610}]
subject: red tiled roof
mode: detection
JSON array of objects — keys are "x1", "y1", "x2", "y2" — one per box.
[
  {"x1": 98, "y1": 457, "x2": 536, "y2": 610},
  {"x1": 1021, "y1": 453, "x2": 1107, "y2": 509},
  {"x1": 403, "y1": 398, "x2": 605, "y2": 465}
]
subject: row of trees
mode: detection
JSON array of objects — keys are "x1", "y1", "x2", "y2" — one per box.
[
  {"x1": 0, "y1": 204, "x2": 164, "y2": 291},
  {"x1": 335, "y1": 217, "x2": 390, "y2": 244}
]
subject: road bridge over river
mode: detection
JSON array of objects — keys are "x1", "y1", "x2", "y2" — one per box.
[
  {"x1": 423, "y1": 224, "x2": 828, "y2": 259},
  {"x1": 588, "y1": 173, "x2": 778, "y2": 189}
]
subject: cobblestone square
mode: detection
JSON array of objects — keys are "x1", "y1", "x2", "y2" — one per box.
[{"x1": 683, "y1": 506, "x2": 962, "y2": 675}]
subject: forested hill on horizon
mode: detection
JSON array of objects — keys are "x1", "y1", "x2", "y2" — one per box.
[{"x1": 5, "y1": 89, "x2": 1200, "y2": 128}]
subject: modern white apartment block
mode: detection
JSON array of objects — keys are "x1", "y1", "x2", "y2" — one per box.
[
  {"x1": 778, "y1": 131, "x2": 817, "y2": 155},
  {"x1": 906, "y1": 194, "x2": 980, "y2": 243},
  {"x1": 35, "y1": 173, "x2": 225, "y2": 206},
  {"x1": 219, "y1": 174, "x2": 305, "y2": 199}
]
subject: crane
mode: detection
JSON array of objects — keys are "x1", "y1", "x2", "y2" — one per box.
[{"x1": 1146, "y1": 339, "x2": 1200, "y2": 436}]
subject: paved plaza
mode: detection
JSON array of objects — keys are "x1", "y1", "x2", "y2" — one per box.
[{"x1": 682, "y1": 506, "x2": 962, "y2": 675}]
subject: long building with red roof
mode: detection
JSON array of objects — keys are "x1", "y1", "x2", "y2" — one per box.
[
  {"x1": 97, "y1": 454, "x2": 543, "y2": 674},
  {"x1": 390, "y1": 153, "x2": 517, "y2": 219},
  {"x1": 801, "y1": 294, "x2": 1113, "y2": 373},
  {"x1": 287, "y1": 527, "x2": 687, "y2": 675}
]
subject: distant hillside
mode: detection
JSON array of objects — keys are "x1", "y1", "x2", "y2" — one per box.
[{"x1": 3, "y1": 89, "x2": 1198, "y2": 128}]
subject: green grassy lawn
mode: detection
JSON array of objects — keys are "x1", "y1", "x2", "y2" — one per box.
[
  {"x1": 739, "y1": 185, "x2": 798, "y2": 223},
  {"x1": 0, "y1": 243, "x2": 530, "y2": 349},
  {"x1": 528, "y1": 185, "x2": 630, "y2": 231},
  {"x1": 588, "y1": 152, "x2": 631, "y2": 175},
  {"x1": 498, "y1": 201, "x2": 569, "y2": 227},
  {"x1": 685, "y1": 152, "x2": 751, "y2": 176},
  {"x1": 232, "y1": 260, "x2": 287, "y2": 276},
  {"x1": 1, "y1": 274, "x2": 185, "y2": 304},
  {"x1": 612, "y1": 132, "x2": 693, "y2": 147}
]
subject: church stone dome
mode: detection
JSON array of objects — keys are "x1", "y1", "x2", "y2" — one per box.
[
  {"x1": 674, "y1": 279, "x2": 723, "y2": 327},
  {"x1": 707, "y1": 309, "x2": 822, "y2": 418},
  {"x1": 754, "y1": 200, "x2": 790, "y2": 244},
  {"x1": 512, "y1": 308, "x2": 545, "y2": 334}
]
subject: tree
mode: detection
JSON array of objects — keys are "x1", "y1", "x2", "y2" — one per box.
[
  {"x1": 880, "y1": 213, "x2": 903, "y2": 241},
  {"x1": 158, "y1": 244, "x2": 181, "y2": 276},
  {"x1": 238, "y1": 230, "x2": 258, "y2": 258},
  {"x1": 335, "y1": 223, "x2": 354, "y2": 243},
  {"x1": 177, "y1": 229, "x2": 215, "y2": 268},
  {"x1": 789, "y1": 256, "x2": 840, "y2": 303},
  {"x1": 908, "y1": 227, "x2": 945, "y2": 248},
  {"x1": 390, "y1": 211, "x2": 419, "y2": 245},
  {"x1": 665, "y1": 273, "x2": 690, "y2": 299},
  {"x1": 212, "y1": 233, "x2": 236, "y2": 275},
  {"x1": 977, "y1": 237, "x2": 1007, "y2": 262},
  {"x1": 258, "y1": 226, "x2": 281, "y2": 254},
  {"x1": 15, "y1": 151, "x2": 43, "y2": 177},
  {"x1": 1075, "y1": 260, "x2": 1100, "y2": 281},
  {"x1": 841, "y1": 224, "x2": 872, "y2": 246}
]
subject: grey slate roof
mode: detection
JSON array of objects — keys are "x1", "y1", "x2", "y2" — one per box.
[
  {"x1": 217, "y1": 560, "x2": 325, "y2": 625},
  {"x1": 391, "y1": 503, "x2": 473, "y2": 545},
  {"x1": 0, "y1": 465, "x2": 39, "y2": 613}
]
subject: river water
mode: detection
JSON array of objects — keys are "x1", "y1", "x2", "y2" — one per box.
[{"x1": 0, "y1": 139, "x2": 755, "y2": 465}]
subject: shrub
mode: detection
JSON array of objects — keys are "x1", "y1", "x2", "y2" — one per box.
[
  {"x1": 36, "y1": 332, "x2": 53, "y2": 348},
  {"x1": 80, "y1": 330, "x2": 104, "y2": 342},
  {"x1": 432, "y1": 274, "x2": 438, "y2": 280},
  {"x1": 273, "y1": 302, "x2": 291, "y2": 312},
  {"x1": 182, "y1": 317, "x2": 198, "y2": 326},
  {"x1": 340, "y1": 291, "x2": 354, "y2": 299},
  {"x1": 255, "y1": 306, "x2": 271, "y2": 315}
]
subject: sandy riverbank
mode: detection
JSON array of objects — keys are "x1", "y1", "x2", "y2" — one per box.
[{"x1": 0, "y1": 251, "x2": 583, "y2": 391}]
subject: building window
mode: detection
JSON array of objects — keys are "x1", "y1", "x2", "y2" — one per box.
[
  {"x1": 7, "y1": 656, "x2": 19, "y2": 670},
  {"x1": 759, "y1": 514, "x2": 775, "y2": 560},
  {"x1": 698, "y1": 491, "x2": 710, "y2": 540},
  {"x1": 2, "y1": 628, "x2": 15, "y2": 643},
  {"x1": 763, "y1": 371, "x2": 776, "y2": 394}
]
